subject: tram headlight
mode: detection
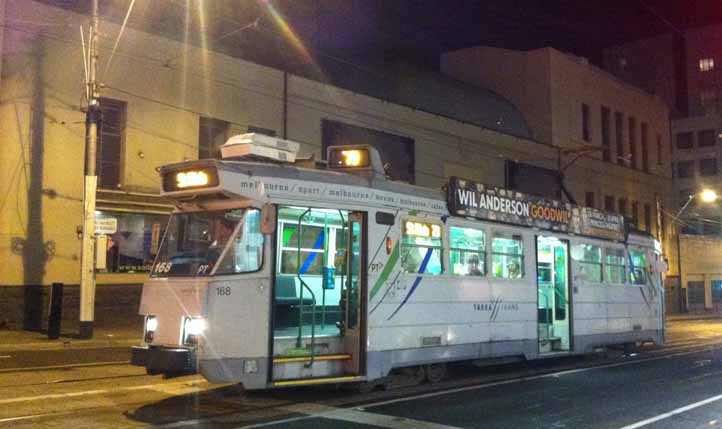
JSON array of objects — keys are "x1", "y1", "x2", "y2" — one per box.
[
  {"x1": 183, "y1": 317, "x2": 206, "y2": 345},
  {"x1": 144, "y1": 315, "x2": 157, "y2": 343}
]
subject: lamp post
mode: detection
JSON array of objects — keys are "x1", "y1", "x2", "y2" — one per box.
[{"x1": 673, "y1": 189, "x2": 718, "y2": 313}]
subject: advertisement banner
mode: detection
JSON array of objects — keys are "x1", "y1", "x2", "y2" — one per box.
[{"x1": 447, "y1": 177, "x2": 625, "y2": 241}]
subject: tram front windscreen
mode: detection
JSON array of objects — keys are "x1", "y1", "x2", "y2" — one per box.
[{"x1": 151, "y1": 208, "x2": 263, "y2": 277}]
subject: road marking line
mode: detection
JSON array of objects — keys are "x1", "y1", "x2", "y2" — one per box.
[
  {"x1": 240, "y1": 403, "x2": 460, "y2": 429},
  {"x1": 0, "y1": 377, "x2": 205, "y2": 405},
  {"x1": 356, "y1": 347, "x2": 713, "y2": 410},
  {"x1": 618, "y1": 393, "x2": 722, "y2": 429},
  {"x1": 0, "y1": 360, "x2": 128, "y2": 373},
  {"x1": 0, "y1": 356, "x2": 11, "y2": 359}
]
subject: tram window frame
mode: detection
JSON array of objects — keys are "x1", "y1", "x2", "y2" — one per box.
[
  {"x1": 449, "y1": 225, "x2": 486, "y2": 277},
  {"x1": 604, "y1": 247, "x2": 626, "y2": 285},
  {"x1": 491, "y1": 234, "x2": 524, "y2": 279},
  {"x1": 277, "y1": 220, "x2": 347, "y2": 276},
  {"x1": 629, "y1": 248, "x2": 649, "y2": 286},
  {"x1": 400, "y1": 219, "x2": 444, "y2": 276},
  {"x1": 574, "y1": 243, "x2": 602, "y2": 283}
]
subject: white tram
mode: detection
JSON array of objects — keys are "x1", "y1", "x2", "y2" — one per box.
[{"x1": 131, "y1": 133, "x2": 666, "y2": 389}]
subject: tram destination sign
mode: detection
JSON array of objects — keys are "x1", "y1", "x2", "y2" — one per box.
[{"x1": 447, "y1": 177, "x2": 625, "y2": 241}]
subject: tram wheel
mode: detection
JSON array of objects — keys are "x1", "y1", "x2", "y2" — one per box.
[{"x1": 425, "y1": 363, "x2": 447, "y2": 384}]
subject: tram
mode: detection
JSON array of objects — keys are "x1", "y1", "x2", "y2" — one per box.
[{"x1": 131, "y1": 133, "x2": 666, "y2": 390}]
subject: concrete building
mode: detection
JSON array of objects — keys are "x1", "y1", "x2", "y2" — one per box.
[
  {"x1": 603, "y1": 26, "x2": 722, "y2": 312},
  {"x1": 0, "y1": 1, "x2": 674, "y2": 329},
  {"x1": 441, "y1": 46, "x2": 674, "y2": 238}
]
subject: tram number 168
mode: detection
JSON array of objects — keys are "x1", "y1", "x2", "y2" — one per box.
[{"x1": 216, "y1": 286, "x2": 232, "y2": 296}]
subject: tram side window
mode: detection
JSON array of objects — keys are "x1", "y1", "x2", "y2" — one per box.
[
  {"x1": 574, "y1": 244, "x2": 602, "y2": 283},
  {"x1": 450, "y1": 226, "x2": 485, "y2": 276},
  {"x1": 492, "y1": 235, "x2": 523, "y2": 279},
  {"x1": 629, "y1": 249, "x2": 648, "y2": 285},
  {"x1": 605, "y1": 248, "x2": 626, "y2": 284},
  {"x1": 400, "y1": 221, "x2": 443, "y2": 275}
]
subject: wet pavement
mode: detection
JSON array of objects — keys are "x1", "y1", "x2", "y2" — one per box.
[{"x1": 1, "y1": 318, "x2": 722, "y2": 428}]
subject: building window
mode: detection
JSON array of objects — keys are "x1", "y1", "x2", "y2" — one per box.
[
  {"x1": 582, "y1": 103, "x2": 591, "y2": 142},
  {"x1": 641, "y1": 122, "x2": 649, "y2": 173},
  {"x1": 95, "y1": 211, "x2": 169, "y2": 273},
  {"x1": 400, "y1": 221, "x2": 443, "y2": 275},
  {"x1": 700, "y1": 88, "x2": 718, "y2": 109},
  {"x1": 585, "y1": 191, "x2": 595, "y2": 208},
  {"x1": 644, "y1": 203, "x2": 652, "y2": 234},
  {"x1": 631, "y1": 201, "x2": 639, "y2": 228},
  {"x1": 449, "y1": 226, "x2": 485, "y2": 276},
  {"x1": 618, "y1": 198, "x2": 627, "y2": 217},
  {"x1": 677, "y1": 160, "x2": 694, "y2": 178},
  {"x1": 98, "y1": 98, "x2": 126, "y2": 189},
  {"x1": 699, "y1": 158, "x2": 718, "y2": 176},
  {"x1": 676, "y1": 132, "x2": 693, "y2": 150},
  {"x1": 678, "y1": 189, "x2": 693, "y2": 207},
  {"x1": 700, "y1": 57, "x2": 715, "y2": 72},
  {"x1": 322, "y1": 120, "x2": 415, "y2": 183},
  {"x1": 199, "y1": 117, "x2": 230, "y2": 159},
  {"x1": 628, "y1": 117, "x2": 637, "y2": 169},
  {"x1": 698, "y1": 129, "x2": 717, "y2": 147},
  {"x1": 492, "y1": 235, "x2": 523, "y2": 279},
  {"x1": 656, "y1": 134, "x2": 663, "y2": 166},
  {"x1": 601, "y1": 106, "x2": 611, "y2": 162},
  {"x1": 574, "y1": 244, "x2": 602, "y2": 283},
  {"x1": 605, "y1": 248, "x2": 626, "y2": 284},
  {"x1": 604, "y1": 195, "x2": 615, "y2": 212},
  {"x1": 615, "y1": 112, "x2": 624, "y2": 165}
]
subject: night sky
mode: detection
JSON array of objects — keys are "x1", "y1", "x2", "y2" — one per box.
[{"x1": 43, "y1": 1, "x2": 722, "y2": 69}]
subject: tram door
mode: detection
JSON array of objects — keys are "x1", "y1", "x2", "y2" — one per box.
[
  {"x1": 340, "y1": 212, "x2": 366, "y2": 375},
  {"x1": 536, "y1": 236, "x2": 571, "y2": 354}
]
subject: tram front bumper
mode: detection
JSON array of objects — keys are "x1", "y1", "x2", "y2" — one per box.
[{"x1": 131, "y1": 345, "x2": 197, "y2": 376}]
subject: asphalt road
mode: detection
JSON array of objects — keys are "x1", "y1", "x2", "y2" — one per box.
[{"x1": 2, "y1": 319, "x2": 722, "y2": 429}]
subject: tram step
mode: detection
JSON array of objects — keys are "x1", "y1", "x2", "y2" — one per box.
[
  {"x1": 272, "y1": 354, "x2": 352, "y2": 380},
  {"x1": 272, "y1": 354, "x2": 351, "y2": 363},
  {"x1": 272, "y1": 374, "x2": 364, "y2": 387}
]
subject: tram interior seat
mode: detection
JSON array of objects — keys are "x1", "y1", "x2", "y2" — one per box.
[{"x1": 274, "y1": 276, "x2": 314, "y2": 328}]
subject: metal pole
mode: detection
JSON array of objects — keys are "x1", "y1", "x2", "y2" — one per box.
[
  {"x1": 79, "y1": 0, "x2": 100, "y2": 339},
  {"x1": 676, "y1": 227, "x2": 684, "y2": 314}
]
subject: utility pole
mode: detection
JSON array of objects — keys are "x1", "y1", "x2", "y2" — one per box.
[{"x1": 80, "y1": 0, "x2": 100, "y2": 339}]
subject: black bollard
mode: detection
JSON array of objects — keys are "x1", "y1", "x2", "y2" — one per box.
[{"x1": 48, "y1": 282, "x2": 63, "y2": 339}]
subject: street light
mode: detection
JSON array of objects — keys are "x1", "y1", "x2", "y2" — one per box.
[{"x1": 674, "y1": 188, "x2": 718, "y2": 313}]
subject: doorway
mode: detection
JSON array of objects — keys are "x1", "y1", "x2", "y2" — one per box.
[{"x1": 536, "y1": 236, "x2": 571, "y2": 353}]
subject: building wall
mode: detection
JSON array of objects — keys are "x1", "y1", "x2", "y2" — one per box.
[
  {"x1": 679, "y1": 234, "x2": 722, "y2": 311},
  {"x1": 601, "y1": 34, "x2": 678, "y2": 114},
  {"x1": 1, "y1": 1, "x2": 561, "y2": 327},
  {"x1": 441, "y1": 46, "x2": 675, "y2": 260}
]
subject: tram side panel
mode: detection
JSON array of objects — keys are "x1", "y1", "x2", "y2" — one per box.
[
  {"x1": 569, "y1": 239, "x2": 663, "y2": 353},
  {"x1": 198, "y1": 238, "x2": 273, "y2": 388},
  {"x1": 366, "y1": 215, "x2": 538, "y2": 380}
]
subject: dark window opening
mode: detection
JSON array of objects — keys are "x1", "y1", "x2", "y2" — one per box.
[
  {"x1": 677, "y1": 161, "x2": 694, "y2": 178},
  {"x1": 601, "y1": 106, "x2": 611, "y2": 162},
  {"x1": 604, "y1": 195, "x2": 615, "y2": 212},
  {"x1": 644, "y1": 203, "x2": 652, "y2": 234},
  {"x1": 676, "y1": 132, "x2": 694, "y2": 149},
  {"x1": 641, "y1": 122, "x2": 649, "y2": 173},
  {"x1": 628, "y1": 117, "x2": 637, "y2": 169},
  {"x1": 198, "y1": 117, "x2": 230, "y2": 159},
  {"x1": 582, "y1": 103, "x2": 591, "y2": 142},
  {"x1": 618, "y1": 198, "x2": 627, "y2": 216},
  {"x1": 585, "y1": 191, "x2": 595, "y2": 208},
  {"x1": 699, "y1": 158, "x2": 718, "y2": 176},
  {"x1": 615, "y1": 112, "x2": 624, "y2": 166},
  {"x1": 698, "y1": 129, "x2": 716, "y2": 147},
  {"x1": 98, "y1": 97, "x2": 126, "y2": 189},
  {"x1": 656, "y1": 134, "x2": 663, "y2": 166}
]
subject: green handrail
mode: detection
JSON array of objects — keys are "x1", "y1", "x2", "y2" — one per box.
[{"x1": 295, "y1": 209, "x2": 316, "y2": 367}]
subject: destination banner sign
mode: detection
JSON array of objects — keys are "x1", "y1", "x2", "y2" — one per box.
[{"x1": 447, "y1": 177, "x2": 625, "y2": 241}]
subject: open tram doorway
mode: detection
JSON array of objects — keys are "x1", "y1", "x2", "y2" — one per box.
[
  {"x1": 536, "y1": 236, "x2": 571, "y2": 354},
  {"x1": 271, "y1": 206, "x2": 366, "y2": 379}
]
